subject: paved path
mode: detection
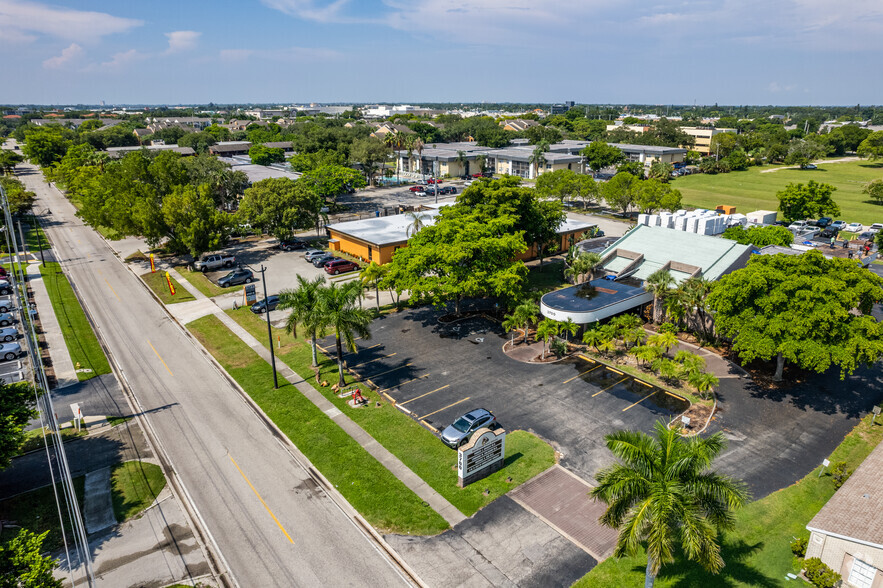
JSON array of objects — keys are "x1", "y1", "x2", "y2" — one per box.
[
  {"x1": 27, "y1": 263, "x2": 78, "y2": 388},
  {"x1": 83, "y1": 467, "x2": 116, "y2": 534},
  {"x1": 760, "y1": 156, "x2": 860, "y2": 173}
]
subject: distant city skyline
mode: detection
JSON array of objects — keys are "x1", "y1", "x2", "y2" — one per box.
[{"x1": 1, "y1": 0, "x2": 882, "y2": 105}]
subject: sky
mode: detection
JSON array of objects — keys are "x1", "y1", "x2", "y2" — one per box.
[{"x1": 1, "y1": 0, "x2": 882, "y2": 106}]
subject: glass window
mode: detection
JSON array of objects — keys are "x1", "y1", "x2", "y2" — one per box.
[{"x1": 849, "y1": 558, "x2": 876, "y2": 588}]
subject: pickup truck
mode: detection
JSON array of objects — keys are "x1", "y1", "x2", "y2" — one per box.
[{"x1": 194, "y1": 253, "x2": 235, "y2": 273}]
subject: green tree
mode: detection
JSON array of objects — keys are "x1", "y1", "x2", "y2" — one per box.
[
  {"x1": 647, "y1": 161, "x2": 673, "y2": 182},
  {"x1": 785, "y1": 139, "x2": 826, "y2": 168},
  {"x1": 644, "y1": 269, "x2": 675, "y2": 324},
  {"x1": 529, "y1": 140, "x2": 550, "y2": 179},
  {"x1": 503, "y1": 300, "x2": 539, "y2": 344},
  {"x1": 635, "y1": 179, "x2": 681, "y2": 214},
  {"x1": 359, "y1": 262, "x2": 388, "y2": 312},
  {"x1": 248, "y1": 145, "x2": 285, "y2": 166},
  {"x1": 581, "y1": 142, "x2": 625, "y2": 174},
  {"x1": 0, "y1": 382, "x2": 38, "y2": 469},
  {"x1": 631, "y1": 344, "x2": 662, "y2": 366},
  {"x1": 350, "y1": 137, "x2": 389, "y2": 185},
  {"x1": 591, "y1": 422, "x2": 748, "y2": 588},
  {"x1": 857, "y1": 130, "x2": 883, "y2": 160},
  {"x1": 776, "y1": 180, "x2": 840, "y2": 222},
  {"x1": 0, "y1": 176, "x2": 36, "y2": 215},
  {"x1": 177, "y1": 131, "x2": 216, "y2": 154},
  {"x1": 301, "y1": 164, "x2": 367, "y2": 202},
  {"x1": 688, "y1": 371, "x2": 719, "y2": 400},
  {"x1": 535, "y1": 318, "x2": 559, "y2": 360},
  {"x1": 0, "y1": 529, "x2": 62, "y2": 588},
  {"x1": 162, "y1": 184, "x2": 231, "y2": 257},
  {"x1": 320, "y1": 280, "x2": 373, "y2": 387},
  {"x1": 182, "y1": 155, "x2": 249, "y2": 209},
  {"x1": 21, "y1": 125, "x2": 75, "y2": 167},
  {"x1": 238, "y1": 178, "x2": 322, "y2": 240},
  {"x1": 204, "y1": 124, "x2": 232, "y2": 142},
  {"x1": 0, "y1": 150, "x2": 23, "y2": 174},
  {"x1": 279, "y1": 275, "x2": 327, "y2": 367},
  {"x1": 708, "y1": 249, "x2": 883, "y2": 381},
  {"x1": 709, "y1": 133, "x2": 737, "y2": 159},
  {"x1": 582, "y1": 324, "x2": 613, "y2": 354},
  {"x1": 863, "y1": 178, "x2": 883, "y2": 205},
  {"x1": 647, "y1": 331, "x2": 678, "y2": 355},
  {"x1": 560, "y1": 318, "x2": 579, "y2": 342},
  {"x1": 722, "y1": 225, "x2": 794, "y2": 247},
  {"x1": 725, "y1": 149, "x2": 751, "y2": 171},
  {"x1": 603, "y1": 171, "x2": 641, "y2": 215}
]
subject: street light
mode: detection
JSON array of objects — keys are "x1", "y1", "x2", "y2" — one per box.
[{"x1": 243, "y1": 262, "x2": 278, "y2": 389}]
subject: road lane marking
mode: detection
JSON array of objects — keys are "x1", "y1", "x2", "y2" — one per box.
[
  {"x1": 365, "y1": 363, "x2": 412, "y2": 379},
  {"x1": 350, "y1": 353, "x2": 396, "y2": 369},
  {"x1": 399, "y1": 385, "x2": 450, "y2": 406},
  {"x1": 563, "y1": 364, "x2": 602, "y2": 384},
  {"x1": 419, "y1": 397, "x2": 471, "y2": 420},
  {"x1": 592, "y1": 376, "x2": 628, "y2": 397},
  {"x1": 377, "y1": 374, "x2": 430, "y2": 393},
  {"x1": 146, "y1": 339, "x2": 174, "y2": 376},
  {"x1": 104, "y1": 279, "x2": 121, "y2": 302},
  {"x1": 622, "y1": 390, "x2": 658, "y2": 412},
  {"x1": 228, "y1": 454, "x2": 294, "y2": 544}
]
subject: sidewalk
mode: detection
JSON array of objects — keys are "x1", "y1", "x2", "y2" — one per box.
[{"x1": 27, "y1": 263, "x2": 79, "y2": 388}]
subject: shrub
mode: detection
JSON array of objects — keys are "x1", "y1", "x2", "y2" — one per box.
[
  {"x1": 790, "y1": 536, "x2": 808, "y2": 557},
  {"x1": 658, "y1": 322, "x2": 678, "y2": 335},
  {"x1": 831, "y1": 461, "x2": 851, "y2": 489},
  {"x1": 804, "y1": 557, "x2": 841, "y2": 588},
  {"x1": 550, "y1": 339, "x2": 567, "y2": 358}
]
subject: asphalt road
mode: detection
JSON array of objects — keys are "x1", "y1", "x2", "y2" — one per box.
[{"x1": 16, "y1": 163, "x2": 409, "y2": 587}]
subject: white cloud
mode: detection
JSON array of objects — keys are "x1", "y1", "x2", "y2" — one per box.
[
  {"x1": 0, "y1": 0, "x2": 142, "y2": 43},
  {"x1": 165, "y1": 30, "x2": 201, "y2": 54},
  {"x1": 42, "y1": 42, "x2": 83, "y2": 69},
  {"x1": 260, "y1": 0, "x2": 352, "y2": 23},
  {"x1": 86, "y1": 48, "x2": 147, "y2": 72},
  {"x1": 219, "y1": 46, "x2": 341, "y2": 63}
]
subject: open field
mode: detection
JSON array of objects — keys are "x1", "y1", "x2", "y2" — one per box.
[{"x1": 673, "y1": 159, "x2": 883, "y2": 226}]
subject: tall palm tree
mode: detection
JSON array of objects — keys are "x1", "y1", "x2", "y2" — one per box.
[
  {"x1": 456, "y1": 150, "x2": 468, "y2": 177},
  {"x1": 560, "y1": 318, "x2": 579, "y2": 343},
  {"x1": 680, "y1": 276, "x2": 713, "y2": 342},
  {"x1": 278, "y1": 275, "x2": 327, "y2": 367},
  {"x1": 644, "y1": 269, "x2": 675, "y2": 324},
  {"x1": 319, "y1": 280, "x2": 373, "y2": 387},
  {"x1": 535, "y1": 318, "x2": 559, "y2": 360},
  {"x1": 529, "y1": 140, "x2": 550, "y2": 179},
  {"x1": 413, "y1": 137, "x2": 425, "y2": 179},
  {"x1": 383, "y1": 132, "x2": 402, "y2": 183},
  {"x1": 359, "y1": 262, "x2": 387, "y2": 312},
  {"x1": 405, "y1": 211, "x2": 430, "y2": 237},
  {"x1": 504, "y1": 301, "x2": 539, "y2": 344},
  {"x1": 564, "y1": 252, "x2": 602, "y2": 284},
  {"x1": 403, "y1": 134, "x2": 415, "y2": 173},
  {"x1": 647, "y1": 331, "x2": 678, "y2": 356},
  {"x1": 591, "y1": 422, "x2": 749, "y2": 588}
]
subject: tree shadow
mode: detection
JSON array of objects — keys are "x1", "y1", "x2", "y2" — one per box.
[
  {"x1": 652, "y1": 539, "x2": 780, "y2": 588},
  {"x1": 858, "y1": 162, "x2": 883, "y2": 169}
]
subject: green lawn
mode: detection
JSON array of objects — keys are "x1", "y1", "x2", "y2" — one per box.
[
  {"x1": 186, "y1": 313, "x2": 450, "y2": 535},
  {"x1": 39, "y1": 262, "x2": 111, "y2": 381},
  {"x1": 20, "y1": 426, "x2": 85, "y2": 453},
  {"x1": 574, "y1": 410, "x2": 883, "y2": 587},
  {"x1": 672, "y1": 159, "x2": 883, "y2": 226},
  {"x1": 176, "y1": 267, "x2": 240, "y2": 298},
  {"x1": 226, "y1": 307, "x2": 557, "y2": 516},
  {"x1": 24, "y1": 222, "x2": 48, "y2": 252},
  {"x1": 140, "y1": 271, "x2": 196, "y2": 304},
  {"x1": 0, "y1": 477, "x2": 86, "y2": 551},
  {"x1": 110, "y1": 461, "x2": 166, "y2": 522}
]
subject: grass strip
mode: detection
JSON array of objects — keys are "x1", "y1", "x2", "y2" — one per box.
[
  {"x1": 187, "y1": 313, "x2": 450, "y2": 535},
  {"x1": 110, "y1": 461, "x2": 166, "y2": 523},
  {"x1": 227, "y1": 307, "x2": 556, "y2": 516},
  {"x1": 0, "y1": 477, "x2": 86, "y2": 551},
  {"x1": 19, "y1": 427, "x2": 85, "y2": 453},
  {"x1": 574, "y1": 409, "x2": 883, "y2": 587},
  {"x1": 140, "y1": 271, "x2": 196, "y2": 304},
  {"x1": 176, "y1": 267, "x2": 241, "y2": 299},
  {"x1": 39, "y1": 262, "x2": 111, "y2": 381}
]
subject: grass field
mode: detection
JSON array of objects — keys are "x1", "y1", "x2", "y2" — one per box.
[
  {"x1": 574, "y1": 408, "x2": 883, "y2": 587},
  {"x1": 672, "y1": 159, "x2": 883, "y2": 226},
  {"x1": 140, "y1": 271, "x2": 196, "y2": 304},
  {"x1": 40, "y1": 262, "x2": 111, "y2": 381},
  {"x1": 110, "y1": 461, "x2": 166, "y2": 522},
  {"x1": 0, "y1": 477, "x2": 86, "y2": 551}
]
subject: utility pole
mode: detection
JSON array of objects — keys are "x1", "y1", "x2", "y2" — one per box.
[{"x1": 257, "y1": 264, "x2": 278, "y2": 389}]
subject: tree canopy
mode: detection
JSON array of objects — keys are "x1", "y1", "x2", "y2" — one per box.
[
  {"x1": 581, "y1": 142, "x2": 625, "y2": 173},
  {"x1": 776, "y1": 180, "x2": 840, "y2": 221},
  {"x1": 0, "y1": 382, "x2": 38, "y2": 470},
  {"x1": 248, "y1": 145, "x2": 285, "y2": 166},
  {"x1": 238, "y1": 177, "x2": 322, "y2": 240},
  {"x1": 857, "y1": 130, "x2": 883, "y2": 160},
  {"x1": 721, "y1": 225, "x2": 794, "y2": 247}
]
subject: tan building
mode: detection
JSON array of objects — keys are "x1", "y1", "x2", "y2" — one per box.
[
  {"x1": 501, "y1": 119, "x2": 540, "y2": 132},
  {"x1": 805, "y1": 442, "x2": 883, "y2": 587},
  {"x1": 679, "y1": 126, "x2": 737, "y2": 156}
]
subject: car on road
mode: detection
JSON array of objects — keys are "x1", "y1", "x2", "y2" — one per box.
[
  {"x1": 324, "y1": 259, "x2": 359, "y2": 275},
  {"x1": 816, "y1": 217, "x2": 833, "y2": 228},
  {"x1": 440, "y1": 408, "x2": 497, "y2": 448},
  {"x1": 0, "y1": 313, "x2": 12, "y2": 327},
  {"x1": 304, "y1": 249, "x2": 327, "y2": 262},
  {"x1": 278, "y1": 239, "x2": 306, "y2": 251},
  {"x1": 831, "y1": 220, "x2": 847, "y2": 231},
  {"x1": 0, "y1": 327, "x2": 18, "y2": 342},
  {"x1": 440, "y1": 186, "x2": 457, "y2": 195},
  {"x1": 845, "y1": 222, "x2": 863, "y2": 232},
  {"x1": 250, "y1": 295, "x2": 280, "y2": 314},
  {"x1": 194, "y1": 253, "x2": 235, "y2": 273},
  {"x1": 311, "y1": 253, "x2": 337, "y2": 267},
  {"x1": 217, "y1": 268, "x2": 254, "y2": 288},
  {"x1": 0, "y1": 342, "x2": 21, "y2": 361}
]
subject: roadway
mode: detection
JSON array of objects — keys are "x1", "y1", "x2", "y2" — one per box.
[{"x1": 15, "y1": 161, "x2": 409, "y2": 587}]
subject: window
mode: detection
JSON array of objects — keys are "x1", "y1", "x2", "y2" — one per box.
[
  {"x1": 849, "y1": 558, "x2": 877, "y2": 588},
  {"x1": 368, "y1": 248, "x2": 373, "y2": 261}
]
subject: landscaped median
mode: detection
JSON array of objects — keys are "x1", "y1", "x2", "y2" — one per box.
[
  {"x1": 140, "y1": 271, "x2": 195, "y2": 304},
  {"x1": 224, "y1": 307, "x2": 556, "y2": 517},
  {"x1": 176, "y1": 266, "x2": 241, "y2": 299},
  {"x1": 573, "y1": 409, "x2": 883, "y2": 587},
  {"x1": 39, "y1": 261, "x2": 111, "y2": 381}
]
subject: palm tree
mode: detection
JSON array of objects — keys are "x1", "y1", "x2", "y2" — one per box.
[
  {"x1": 564, "y1": 252, "x2": 602, "y2": 284},
  {"x1": 674, "y1": 350, "x2": 706, "y2": 375},
  {"x1": 560, "y1": 318, "x2": 579, "y2": 343},
  {"x1": 413, "y1": 137, "x2": 425, "y2": 180},
  {"x1": 529, "y1": 140, "x2": 550, "y2": 179},
  {"x1": 320, "y1": 280, "x2": 373, "y2": 387},
  {"x1": 405, "y1": 211, "x2": 431, "y2": 237},
  {"x1": 680, "y1": 276, "x2": 713, "y2": 341},
  {"x1": 359, "y1": 262, "x2": 387, "y2": 312},
  {"x1": 504, "y1": 301, "x2": 539, "y2": 344},
  {"x1": 647, "y1": 331, "x2": 678, "y2": 356},
  {"x1": 644, "y1": 269, "x2": 675, "y2": 324},
  {"x1": 652, "y1": 357, "x2": 683, "y2": 385},
  {"x1": 688, "y1": 371, "x2": 719, "y2": 400},
  {"x1": 456, "y1": 150, "x2": 468, "y2": 177},
  {"x1": 591, "y1": 422, "x2": 749, "y2": 588},
  {"x1": 475, "y1": 154, "x2": 488, "y2": 175},
  {"x1": 535, "y1": 318, "x2": 559, "y2": 360},
  {"x1": 632, "y1": 344, "x2": 662, "y2": 367},
  {"x1": 278, "y1": 275, "x2": 327, "y2": 368},
  {"x1": 582, "y1": 325, "x2": 607, "y2": 354},
  {"x1": 621, "y1": 327, "x2": 646, "y2": 350},
  {"x1": 383, "y1": 132, "x2": 402, "y2": 183}
]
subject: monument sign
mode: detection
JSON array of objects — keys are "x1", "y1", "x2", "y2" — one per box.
[{"x1": 457, "y1": 427, "x2": 506, "y2": 487}]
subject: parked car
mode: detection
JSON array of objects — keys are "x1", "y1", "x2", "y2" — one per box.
[
  {"x1": 278, "y1": 239, "x2": 305, "y2": 251},
  {"x1": 816, "y1": 217, "x2": 833, "y2": 228},
  {"x1": 0, "y1": 342, "x2": 20, "y2": 361},
  {"x1": 440, "y1": 408, "x2": 497, "y2": 448},
  {"x1": 788, "y1": 220, "x2": 809, "y2": 231},
  {"x1": 869, "y1": 223, "x2": 883, "y2": 234},
  {"x1": 0, "y1": 298, "x2": 13, "y2": 313},
  {"x1": 217, "y1": 268, "x2": 254, "y2": 288},
  {"x1": 819, "y1": 228, "x2": 839, "y2": 239},
  {"x1": 439, "y1": 186, "x2": 457, "y2": 195},
  {"x1": 0, "y1": 266, "x2": 7, "y2": 278},
  {"x1": 427, "y1": 178, "x2": 442, "y2": 184},
  {"x1": 409, "y1": 185, "x2": 425, "y2": 192},
  {"x1": 324, "y1": 259, "x2": 360, "y2": 275},
  {"x1": 0, "y1": 313, "x2": 12, "y2": 327},
  {"x1": 463, "y1": 179, "x2": 474, "y2": 187},
  {"x1": 194, "y1": 253, "x2": 235, "y2": 273},
  {"x1": 831, "y1": 220, "x2": 847, "y2": 231},
  {"x1": 311, "y1": 253, "x2": 337, "y2": 267},
  {"x1": 0, "y1": 327, "x2": 18, "y2": 342},
  {"x1": 859, "y1": 231, "x2": 874, "y2": 241},
  {"x1": 304, "y1": 249, "x2": 327, "y2": 262},
  {"x1": 250, "y1": 295, "x2": 279, "y2": 314},
  {"x1": 413, "y1": 190, "x2": 427, "y2": 197},
  {"x1": 845, "y1": 222, "x2": 863, "y2": 232},
  {"x1": 0, "y1": 281, "x2": 12, "y2": 296}
]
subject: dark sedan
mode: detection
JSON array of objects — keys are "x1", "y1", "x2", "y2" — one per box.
[
  {"x1": 311, "y1": 254, "x2": 337, "y2": 267},
  {"x1": 278, "y1": 239, "x2": 306, "y2": 251},
  {"x1": 217, "y1": 268, "x2": 254, "y2": 288},
  {"x1": 251, "y1": 295, "x2": 280, "y2": 314}
]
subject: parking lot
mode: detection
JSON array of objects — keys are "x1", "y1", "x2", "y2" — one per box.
[{"x1": 318, "y1": 305, "x2": 688, "y2": 481}]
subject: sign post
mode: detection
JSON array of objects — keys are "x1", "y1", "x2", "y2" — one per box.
[
  {"x1": 70, "y1": 403, "x2": 82, "y2": 432},
  {"x1": 873, "y1": 406, "x2": 881, "y2": 424},
  {"x1": 243, "y1": 284, "x2": 257, "y2": 305},
  {"x1": 457, "y1": 427, "x2": 506, "y2": 487},
  {"x1": 819, "y1": 458, "x2": 830, "y2": 477}
]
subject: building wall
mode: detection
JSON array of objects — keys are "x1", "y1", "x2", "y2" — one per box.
[
  {"x1": 807, "y1": 532, "x2": 883, "y2": 587},
  {"x1": 328, "y1": 230, "x2": 402, "y2": 264}
]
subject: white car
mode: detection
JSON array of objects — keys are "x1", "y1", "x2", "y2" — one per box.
[
  {"x1": 0, "y1": 327, "x2": 18, "y2": 342},
  {"x1": 0, "y1": 297, "x2": 13, "y2": 313},
  {"x1": 0, "y1": 342, "x2": 21, "y2": 361},
  {"x1": 845, "y1": 223, "x2": 863, "y2": 233},
  {"x1": 869, "y1": 223, "x2": 883, "y2": 234},
  {"x1": 788, "y1": 220, "x2": 809, "y2": 231}
]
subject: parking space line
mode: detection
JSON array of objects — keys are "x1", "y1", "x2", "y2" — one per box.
[
  {"x1": 577, "y1": 354, "x2": 597, "y2": 363},
  {"x1": 563, "y1": 364, "x2": 602, "y2": 384},
  {"x1": 365, "y1": 363, "x2": 413, "y2": 379},
  {"x1": 348, "y1": 343, "x2": 380, "y2": 356},
  {"x1": 606, "y1": 367, "x2": 624, "y2": 375},
  {"x1": 622, "y1": 390, "x2": 658, "y2": 412},
  {"x1": 350, "y1": 353, "x2": 396, "y2": 369},
  {"x1": 399, "y1": 385, "x2": 450, "y2": 406},
  {"x1": 377, "y1": 374, "x2": 430, "y2": 394},
  {"x1": 591, "y1": 376, "x2": 627, "y2": 397},
  {"x1": 419, "y1": 397, "x2": 471, "y2": 420},
  {"x1": 637, "y1": 380, "x2": 653, "y2": 387}
]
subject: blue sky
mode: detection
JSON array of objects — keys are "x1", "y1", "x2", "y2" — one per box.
[{"x1": 1, "y1": 0, "x2": 882, "y2": 106}]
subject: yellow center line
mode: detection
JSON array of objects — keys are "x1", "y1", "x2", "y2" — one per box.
[
  {"x1": 228, "y1": 455, "x2": 294, "y2": 544},
  {"x1": 419, "y1": 397, "x2": 471, "y2": 420},
  {"x1": 104, "y1": 279, "x2": 121, "y2": 302},
  {"x1": 399, "y1": 385, "x2": 450, "y2": 406},
  {"x1": 366, "y1": 363, "x2": 412, "y2": 379},
  {"x1": 623, "y1": 390, "x2": 659, "y2": 412},
  {"x1": 563, "y1": 364, "x2": 602, "y2": 384},
  {"x1": 592, "y1": 376, "x2": 628, "y2": 397},
  {"x1": 350, "y1": 353, "x2": 396, "y2": 369},
  {"x1": 146, "y1": 339, "x2": 174, "y2": 376},
  {"x1": 377, "y1": 374, "x2": 430, "y2": 394}
]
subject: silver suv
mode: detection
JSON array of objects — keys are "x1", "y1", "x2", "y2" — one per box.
[{"x1": 440, "y1": 408, "x2": 496, "y2": 448}]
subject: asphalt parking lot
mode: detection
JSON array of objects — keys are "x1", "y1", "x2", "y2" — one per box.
[{"x1": 318, "y1": 305, "x2": 687, "y2": 481}]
